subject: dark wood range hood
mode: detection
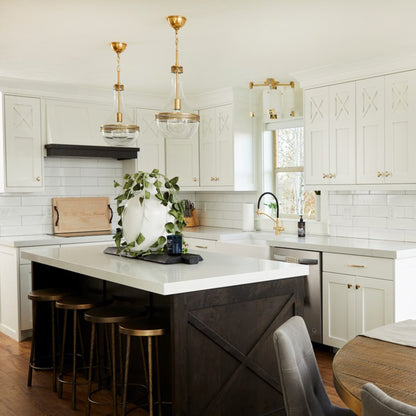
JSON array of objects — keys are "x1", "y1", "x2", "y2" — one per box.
[{"x1": 45, "y1": 144, "x2": 140, "y2": 160}]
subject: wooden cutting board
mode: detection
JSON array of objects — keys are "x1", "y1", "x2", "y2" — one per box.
[{"x1": 52, "y1": 197, "x2": 113, "y2": 236}]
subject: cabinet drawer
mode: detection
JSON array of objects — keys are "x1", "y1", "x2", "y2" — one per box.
[
  {"x1": 185, "y1": 238, "x2": 216, "y2": 252},
  {"x1": 323, "y1": 253, "x2": 394, "y2": 280}
]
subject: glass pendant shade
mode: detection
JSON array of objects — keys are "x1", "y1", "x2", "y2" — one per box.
[
  {"x1": 101, "y1": 41, "x2": 139, "y2": 146},
  {"x1": 156, "y1": 73, "x2": 199, "y2": 139},
  {"x1": 101, "y1": 88, "x2": 139, "y2": 146},
  {"x1": 155, "y1": 15, "x2": 199, "y2": 139}
]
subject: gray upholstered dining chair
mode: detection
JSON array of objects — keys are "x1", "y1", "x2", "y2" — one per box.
[
  {"x1": 361, "y1": 382, "x2": 416, "y2": 416},
  {"x1": 273, "y1": 315, "x2": 354, "y2": 416}
]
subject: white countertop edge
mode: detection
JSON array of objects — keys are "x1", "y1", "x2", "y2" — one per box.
[
  {"x1": 21, "y1": 246, "x2": 309, "y2": 296},
  {"x1": 160, "y1": 266, "x2": 309, "y2": 295}
]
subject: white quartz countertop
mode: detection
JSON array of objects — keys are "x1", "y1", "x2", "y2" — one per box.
[
  {"x1": 0, "y1": 234, "x2": 115, "y2": 248},
  {"x1": 183, "y1": 227, "x2": 416, "y2": 259},
  {"x1": 20, "y1": 243, "x2": 309, "y2": 296}
]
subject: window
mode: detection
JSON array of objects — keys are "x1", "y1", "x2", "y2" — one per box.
[{"x1": 272, "y1": 126, "x2": 317, "y2": 220}]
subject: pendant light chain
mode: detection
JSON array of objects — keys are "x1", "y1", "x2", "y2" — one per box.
[
  {"x1": 116, "y1": 52, "x2": 122, "y2": 122},
  {"x1": 174, "y1": 29, "x2": 181, "y2": 110}
]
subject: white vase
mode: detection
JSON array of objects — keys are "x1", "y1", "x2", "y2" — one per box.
[{"x1": 122, "y1": 189, "x2": 174, "y2": 252}]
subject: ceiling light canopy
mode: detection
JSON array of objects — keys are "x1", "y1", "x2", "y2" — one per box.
[
  {"x1": 101, "y1": 42, "x2": 139, "y2": 146},
  {"x1": 155, "y1": 16, "x2": 200, "y2": 139}
]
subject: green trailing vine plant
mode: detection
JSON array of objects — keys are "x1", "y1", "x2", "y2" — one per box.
[{"x1": 113, "y1": 169, "x2": 186, "y2": 257}]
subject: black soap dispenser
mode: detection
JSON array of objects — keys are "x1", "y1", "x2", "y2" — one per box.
[{"x1": 298, "y1": 216, "x2": 305, "y2": 237}]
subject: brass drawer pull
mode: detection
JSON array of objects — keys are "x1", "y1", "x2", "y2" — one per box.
[
  {"x1": 355, "y1": 284, "x2": 361, "y2": 290},
  {"x1": 346, "y1": 264, "x2": 365, "y2": 268},
  {"x1": 195, "y1": 245, "x2": 208, "y2": 249},
  {"x1": 385, "y1": 171, "x2": 391, "y2": 177},
  {"x1": 347, "y1": 283, "x2": 353, "y2": 289},
  {"x1": 377, "y1": 171, "x2": 383, "y2": 177},
  {"x1": 322, "y1": 173, "x2": 328, "y2": 179}
]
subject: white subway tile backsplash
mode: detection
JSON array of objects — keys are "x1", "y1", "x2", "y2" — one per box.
[
  {"x1": 328, "y1": 190, "x2": 416, "y2": 242},
  {"x1": 353, "y1": 194, "x2": 387, "y2": 206},
  {"x1": 0, "y1": 157, "x2": 124, "y2": 237}
]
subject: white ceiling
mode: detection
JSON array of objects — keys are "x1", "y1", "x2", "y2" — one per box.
[{"x1": 2, "y1": 0, "x2": 416, "y2": 95}]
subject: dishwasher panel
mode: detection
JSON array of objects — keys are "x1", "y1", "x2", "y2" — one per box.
[{"x1": 271, "y1": 246, "x2": 322, "y2": 343}]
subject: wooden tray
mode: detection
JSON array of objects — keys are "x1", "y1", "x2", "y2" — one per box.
[{"x1": 52, "y1": 197, "x2": 113, "y2": 235}]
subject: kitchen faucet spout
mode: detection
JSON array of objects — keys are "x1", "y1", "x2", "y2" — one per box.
[{"x1": 256, "y1": 192, "x2": 284, "y2": 235}]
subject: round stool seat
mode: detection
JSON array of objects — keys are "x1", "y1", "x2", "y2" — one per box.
[
  {"x1": 84, "y1": 304, "x2": 145, "y2": 324},
  {"x1": 119, "y1": 317, "x2": 167, "y2": 337},
  {"x1": 28, "y1": 288, "x2": 71, "y2": 302},
  {"x1": 56, "y1": 295, "x2": 103, "y2": 310}
]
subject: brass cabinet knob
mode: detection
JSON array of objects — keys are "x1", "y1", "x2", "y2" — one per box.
[
  {"x1": 35, "y1": 176, "x2": 41, "y2": 182},
  {"x1": 193, "y1": 177, "x2": 198, "y2": 182},
  {"x1": 355, "y1": 284, "x2": 361, "y2": 290},
  {"x1": 210, "y1": 176, "x2": 214, "y2": 181},
  {"x1": 347, "y1": 283, "x2": 353, "y2": 289},
  {"x1": 328, "y1": 173, "x2": 335, "y2": 179},
  {"x1": 385, "y1": 171, "x2": 391, "y2": 177},
  {"x1": 322, "y1": 173, "x2": 328, "y2": 179},
  {"x1": 377, "y1": 171, "x2": 383, "y2": 177}
]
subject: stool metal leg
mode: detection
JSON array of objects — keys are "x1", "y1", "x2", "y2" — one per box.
[
  {"x1": 122, "y1": 334, "x2": 131, "y2": 416},
  {"x1": 58, "y1": 309, "x2": 68, "y2": 399},
  {"x1": 72, "y1": 309, "x2": 78, "y2": 410},
  {"x1": 111, "y1": 323, "x2": 117, "y2": 416},
  {"x1": 27, "y1": 300, "x2": 37, "y2": 387},
  {"x1": 148, "y1": 336, "x2": 153, "y2": 416},
  {"x1": 86, "y1": 322, "x2": 95, "y2": 416},
  {"x1": 51, "y1": 301, "x2": 57, "y2": 392},
  {"x1": 155, "y1": 337, "x2": 162, "y2": 416}
]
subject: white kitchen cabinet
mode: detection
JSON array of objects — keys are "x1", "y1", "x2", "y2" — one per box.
[
  {"x1": 0, "y1": 244, "x2": 60, "y2": 341},
  {"x1": 136, "y1": 108, "x2": 165, "y2": 174},
  {"x1": 323, "y1": 252, "x2": 394, "y2": 348},
  {"x1": 184, "y1": 237, "x2": 217, "y2": 252},
  {"x1": 357, "y1": 71, "x2": 416, "y2": 184},
  {"x1": 304, "y1": 82, "x2": 355, "y2": 185},
  {"x1": 46, "y1": 98, "x2": 137, "y2": 147},
  {"x1": 1, "y1": 94, "x2": 43, "y2": 192},
  {"x1": 384, "y1": 71, "x2": 416, "y2": 183},
  {"x1": 199, "y1": 96, "x2": 255, "y2": 191},
  {"x1": 165, "y1": 136, "x2": 199, "y2": 187},
  {"x1": 356, "y1": 76, "x2": 386, "y2": 184}
]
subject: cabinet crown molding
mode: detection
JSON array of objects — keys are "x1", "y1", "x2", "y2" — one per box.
[{"x1": 292, "y1": 53, "x2": 416, "y2": 89}]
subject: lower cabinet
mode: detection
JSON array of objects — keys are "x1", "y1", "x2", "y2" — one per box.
[
  {"x1": 323, "y1": 271, "x2": 393, "y2": 348},
  {"x1": 322, "y1": 252, "x2": 394, "y2": 348},
  {"x1": 184, "y1": 237, "x2": 217, "y2": 252}
]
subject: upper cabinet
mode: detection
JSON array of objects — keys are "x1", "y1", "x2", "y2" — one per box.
[
  {"x1": 305, "y1": 82, "x2": 355, "y2": 185},
  {"x1": 136, "y1": 108, "x2": 165, "y2": 174},
  {"x1": 46, "y1": 98, "x2": 137, "y2": 147},
  {"x1": 0, "y1": 94, "x2": 43, "y2": 193},
  {"x1": 357, "y1": 72, "x2": 416, "y2": 184},
  {"x1": 305, "y1": 69, "x2": 416, "y2": 187},
  {"x1": 165, "y1": 135, "x2": 199, "y2": 187},
  {"x1": 198, "y1": 95, "x2": 255, "y2": 191}
]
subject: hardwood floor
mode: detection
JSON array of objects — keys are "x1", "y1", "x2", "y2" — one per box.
[{"x1": 0, "y1": 332, "x2": 345, "y2": 415}]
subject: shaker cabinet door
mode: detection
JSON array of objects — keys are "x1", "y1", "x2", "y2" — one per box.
[
  {"x1": 304, "y1": 87, "x2": 330, "y2": 185},
  {"x1": 4, "y1": 95, "x2": 43, "y2": 190},
  {"x1": 384, "y1": 71, "x2": 416, "y2": 183}
]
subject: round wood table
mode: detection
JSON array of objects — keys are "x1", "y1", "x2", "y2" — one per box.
[{"x1": 333, "y1": 335, "x2": 416, "y2": 416}]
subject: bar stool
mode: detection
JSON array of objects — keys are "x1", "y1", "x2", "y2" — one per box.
[
  {"x1": 85, "y1": 303, "x2": 145, "y2": 416},
  {"x1": 27, "y1": 288, "x2": 71, "y2": 392},
  {"x1": 55, "y1": 295, "x2": 103, "y2": 410},
  {"x1": 119, "y1": 317, "x2": 168, "y2": 416}
]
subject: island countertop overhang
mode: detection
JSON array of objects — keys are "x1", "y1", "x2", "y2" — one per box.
[{"x1": 21, "y1": 243, "x2": 309, "y2": 296}]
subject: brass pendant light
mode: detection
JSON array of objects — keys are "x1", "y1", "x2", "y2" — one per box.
[
  {"x1": 101, "y1": 42, "x2": 139, "y2": 146},
  {"x1": 155, "y1": 16, "x2": 200, "y2": 139}
]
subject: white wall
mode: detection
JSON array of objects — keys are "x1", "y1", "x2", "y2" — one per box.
[{"x1": 0, "y1": 157, "x2": 123, "y2": 236}]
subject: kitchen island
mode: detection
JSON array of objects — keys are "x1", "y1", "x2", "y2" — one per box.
[{"x1": 21, "y1": 243, "x2": 308, "y2": 416}]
